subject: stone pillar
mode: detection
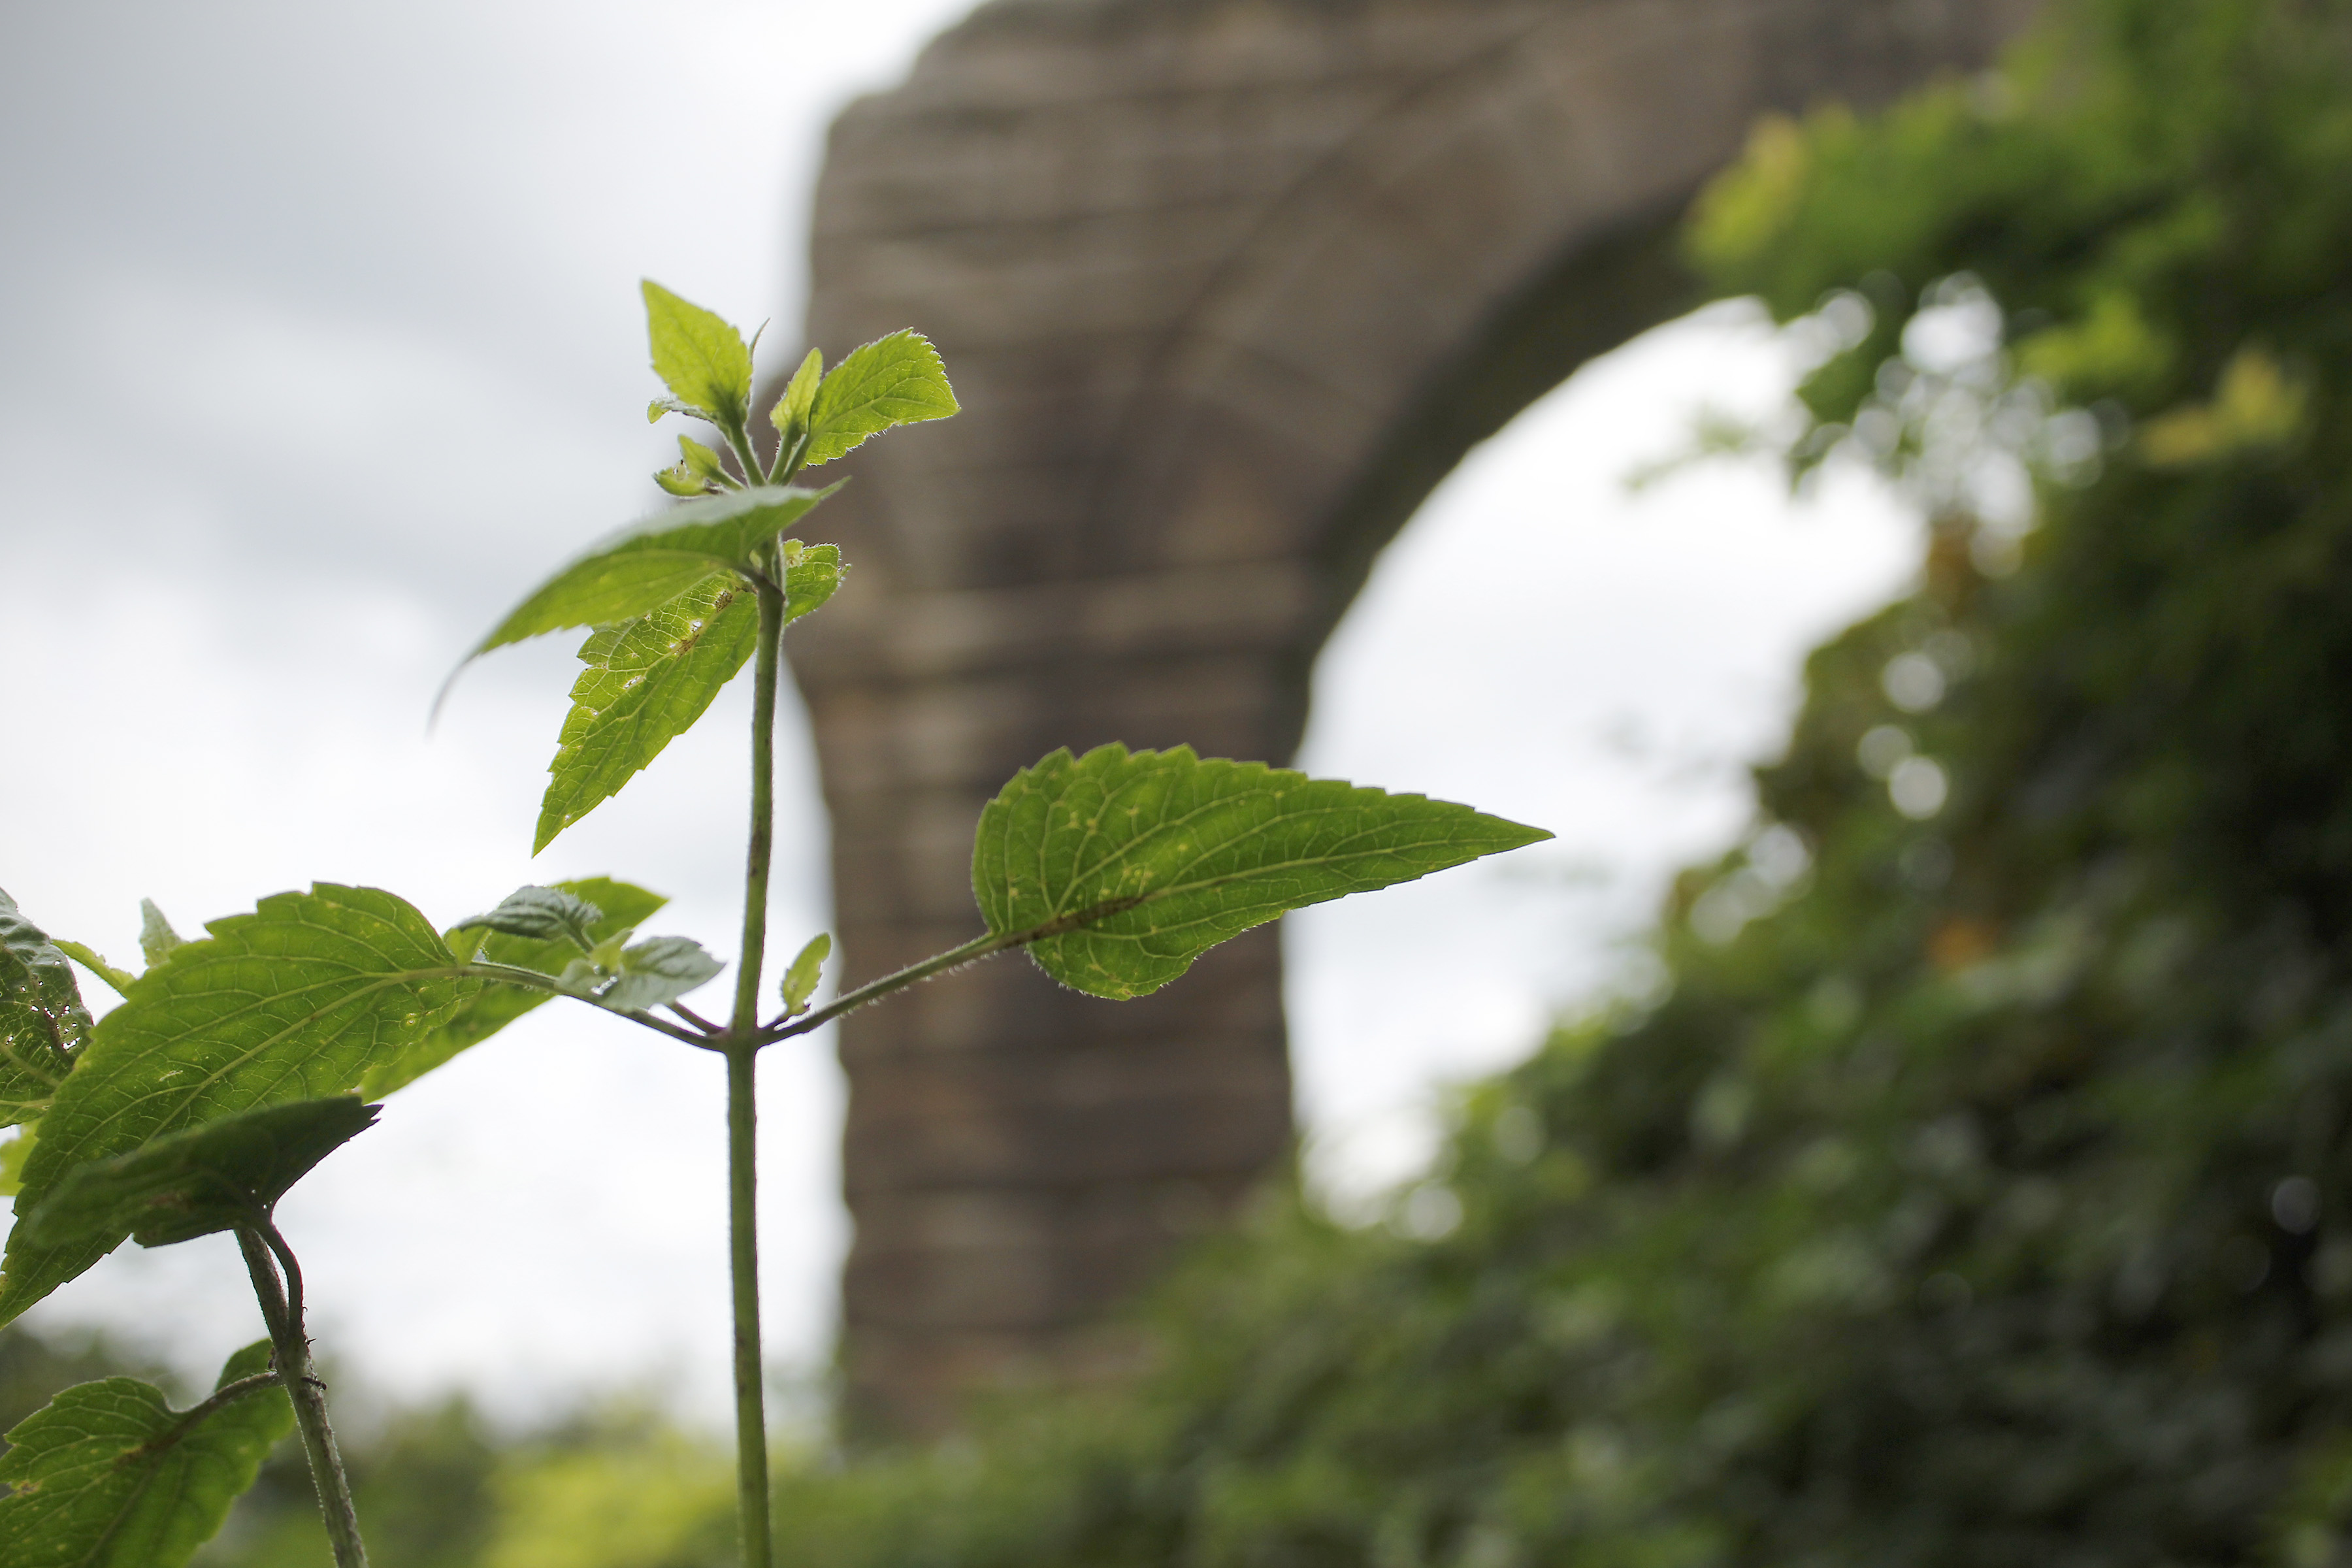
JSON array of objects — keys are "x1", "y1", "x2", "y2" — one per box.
[{"x1": 792, "y1": 0, "x2": 2037, "y2": 1438}]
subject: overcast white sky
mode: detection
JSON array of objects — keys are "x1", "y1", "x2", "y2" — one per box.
[{"x1": 0, "y1": 1, "x2": 1917, "y2": 1428}]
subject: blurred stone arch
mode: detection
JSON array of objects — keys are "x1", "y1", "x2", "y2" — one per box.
[{"x1": 789, "y1": 0, "x2": 2034, "y2": 1437}]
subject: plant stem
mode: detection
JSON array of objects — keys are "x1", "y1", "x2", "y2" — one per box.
[
  {"x1": 764, "y1": 929, "x2": 1019, "y2": 1041},
  {"x1": 734, "y1": 581, "x2": 785, "y2": 1036},
  {"x1": 723, "y1": 421, "x2": 768, "y2": 496},
  {"x1": 238, "y1": 1224, "x2": 368, "y2": 1568},
  {"x1": 726, "y1": 1041, "x2": 771, "y2": 1568},
  {"x1": 725, "y1": 576, "x2": 786, "y2": 1568},
  {"x1": 760, "y1": 894, "x2": 1151, "y2": 1043}
]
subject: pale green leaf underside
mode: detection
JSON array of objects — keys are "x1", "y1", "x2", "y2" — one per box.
[
  {"x1": 0, "y1": 885, "x2": 474, "y2": 1326},
  {"x1": 358, "y1": 877, "x2": 667, "y2": 1099},
  {"x1": 536, "y1": 572, "x2": 759, "y2": 853},
  {"x1": 803, "y1": 331, "x2": 958, "y2": 466},
  {"x1": 138, "y1": 901, "x2": 186, "y2": 970},
  {"x1": 466, "y1": 484, "x2": 842, "y2": 659},
  {"x1": 24, "y1": 1098, "x2": 376, "y2": 1250},
  {"x1": 642, "y1": 280, "x2": 751, "y2": 429},
  {"x1": 0, "y1": 1340, "x2": 291, "y2": 1568},
  {"x1": 0, "y1": 890, "x2": 87, "y2": 1132},
  {"x1": 975, "y1": 745, "x2": 1552, "y2": 1000},
  {"x1": 602, "y1": 936, "x2": 723, "y2": 1011},
  {"x1": 453, "y1": 885, "x2": 604, "y2": 951}
]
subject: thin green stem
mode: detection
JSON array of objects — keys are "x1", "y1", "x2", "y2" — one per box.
[
  {"x1": 764, "y1": 435, "x2": 806, "y2": 488},
  {"x1": 759, "y1": 896, "x2": 1147, "y2": 1044},
  {"x1": 726, "y1": 1043, "x2": 771, "y2": 1568},
  {"x1": 722, "y1": 419, "x2": 768, "y2": 496},
  {"x1": 723, "y1": 578, "x2": 787, "y2": 1568},
  {"x1": 238, "y1": 1224, "x2": 367, "y2": 1568},
  {"x1": 670, "y1": 1001, "x2": 723, "y2": 1034},
  {"x1": 762, "y1": 930, "x2": 1019, "y2": 1042},
  {"x1": 734, "y1": 581, "x2": 785, "y2": 1036},
  {"x1": 454, "y1": 961, "x2": 717, "y2": 1048}
]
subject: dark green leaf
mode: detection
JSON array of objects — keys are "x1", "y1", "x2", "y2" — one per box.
[
  {"x1": 23, "y1": 1098, "x2": 376, "y2": 1250},
  {"x1": 0, "y1": 884, "x2": 474, "y2": 1326},
  {"x1": 0, "y1": 890, "x2": 88, "y2": 1133},
  {"x1": 534, "y1": 572, "x2": 760, "y2": 853},
  {"x1": 359, "y1": 877, "x2": 668, "y2": 1099},
  {"x1": 780, "y1": 933, "x2": 830, "y2": 1014},
  {"x1": 802, "y1": 331, "x2": 958, "y2": 466},
  {"x1": 602, "y1": 937, "x2": 723, "y2": 1012},
  {"x1": 453, "y1": 885, "x2": 604, "y2": 952},
  {"x1": 461, "y1": 484, "x2": 842, "y2": 661},
  {"x1": 137, "y1": 901, "x2": 185, "y2": 970},
  {"x1": 0, "y1": 1341, "x2": 293, "y2": 1568},
  {"x1": 974, "y1": 745, "x2": 1552, "y2": 1000},
  {"x1": 641, "y1": 280, "x2": 752, "y2": 430}
]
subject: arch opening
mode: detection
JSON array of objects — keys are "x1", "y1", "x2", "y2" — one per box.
[{"x1": 1288, "y1": 295, "x2": 1921, "y2": 1207}]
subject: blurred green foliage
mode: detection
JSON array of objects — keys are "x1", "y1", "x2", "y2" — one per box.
[
  {"x1": 734, "y1": 1, "x2": 2352, "y2": 1565},
  {"x1": 18, "y1": 0, "x2": 2351, "y2": 1561}
]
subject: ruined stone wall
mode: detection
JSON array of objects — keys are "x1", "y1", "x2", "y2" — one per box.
[{"x1": 793, "y1": 0, "x2": 2036, "y2": 1438}]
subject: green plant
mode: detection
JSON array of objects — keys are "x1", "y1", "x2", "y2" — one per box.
[{"x1": 0, "y1": 282, "x2": 1548, "y2": 1567}]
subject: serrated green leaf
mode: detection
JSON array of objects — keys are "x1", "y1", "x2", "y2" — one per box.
[
  {"x1": 359, "y1": 878, "x2": 668, "y2": 1099},
  {"x1": 0, "y1": 890, "x2": 88, "y2": 1133},
  {"x1": 802, "y1": 331, "x2": 958, "y2": 467},
  {"x1": 454, "y1": 885, "x2": 604, "y2": 952},
  {"x1": 602, "y1": 937, "x2": 723, "y2": 1012},
  {"x1": 24, "y1": 1098, "x2": 376, "y2": 1250},
  {"x1": 780, "y1": 934, "x2": 830, "y2": 1014},
  {"x1": 0, "y1": 1341, "x2": 293, "y2": 1568},
  {"x1": 138, "y1": 901, "x2": 185, "y2": 969},
  {"x1": 534, "y1": 572, "x2": 761, "y2": 853},
  {"x1": 642, "y1": 280, "x2": 752, "y2": 431},
  {"x1": 527, "y1": 544, "x2": 845, "y2": 853},
  {"x1": 0, "y1": 884, "x2": 474, "y2": 1326},
  {"x1": 974, "y1": 745, "x2": 1552, "y2": 1000},
  {"x1": 461, "y1": 484, "x2": 842, "y2": 662}
]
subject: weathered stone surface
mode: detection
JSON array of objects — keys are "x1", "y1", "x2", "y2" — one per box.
[{"x1": 796, "y1": 0, "x2": 2038, "y2": 1438}]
